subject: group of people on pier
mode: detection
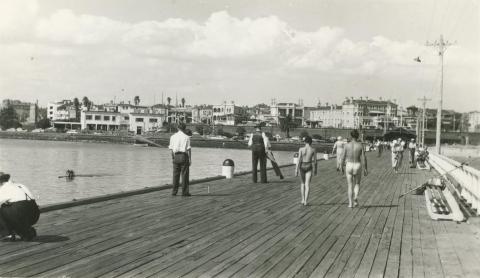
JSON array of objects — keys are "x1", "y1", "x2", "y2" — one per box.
[{"x1": 0, "y1": 121, "x2": 432, "y2": 242}]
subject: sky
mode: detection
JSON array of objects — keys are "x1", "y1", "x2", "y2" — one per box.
[{"x1": 0, "y1": 0, "x2": 478, "y2": 112}]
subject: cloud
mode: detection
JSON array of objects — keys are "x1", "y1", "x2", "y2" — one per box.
[
  {"x1": 0, "y1": 0, "x2": 38, "y2": 41},
  {"x1": 36, "y1": 9, "x2": 129, "y2": 44},
  {"x1": 0, "y1": 3, "x2": 478, "y2": 111},
  {"x1": 11, "y1": 6, "x2": 474, "y2": 77}
]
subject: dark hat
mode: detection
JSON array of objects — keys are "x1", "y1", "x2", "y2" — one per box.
[{"x1": 0, "y1": 172, "x2": 10, "y2": 183}]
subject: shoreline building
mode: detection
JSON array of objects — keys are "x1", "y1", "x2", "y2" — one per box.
[
  {"x1": 167, "y1": 106, "x2": 193, "y2": 124},
  {"x1": 2, "y1": 99, "x2": 38, "y2": 124},
  {"x1": 306, "y1": 97, "x2": 398, "y2": 129},
  {"x1": 342, "y1": 97, "x2": 398, "y2": 129},
  {"x1": 192, "y1": 105, "x2": 213, "y2": 124},
  {"x1": 213, "y1": 101, "x2": 247, "y2": 126},
  {"x1": 80, "y1": 102, "x2": 167, "y2": 134},
  {"x1": 269, "y1": 101, "x2": 305, "y2": 127},
  {"x1": 308, "y1": 104, "x2": 346, "y2": 128},
  {"x1": 47, "y1": 100, "x2": 76, "y2": 122}
]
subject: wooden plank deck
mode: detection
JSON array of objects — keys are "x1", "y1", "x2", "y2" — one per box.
[{"x1": 1, "y1": 153, "x2": 480, "y2": 277}]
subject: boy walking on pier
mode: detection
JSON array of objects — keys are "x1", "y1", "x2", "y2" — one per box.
[{"x1": 168, "y1": 122, "x2": 192, "y2": 196}]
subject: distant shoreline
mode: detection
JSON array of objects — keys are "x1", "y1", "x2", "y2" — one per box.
[{"x1": 0, "y1": 131, "x2": 334, "y2": 152}]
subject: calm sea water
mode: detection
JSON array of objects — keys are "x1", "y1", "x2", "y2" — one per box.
[{"x1": 0, "y1": 139, "x2": 296, "y2": 205}]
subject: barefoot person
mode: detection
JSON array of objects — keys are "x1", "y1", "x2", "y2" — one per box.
[
  {"x1": 332, "y1": 136, "x2": 345, "y2": 172},
  {"x1": 341, "y1": 130, "x2": 368, "y2": 208},
  {"x1": 295, "y1": 136, "x2": 317, "y2": 206}
]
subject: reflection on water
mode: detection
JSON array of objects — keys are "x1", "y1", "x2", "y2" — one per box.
[{"x1": 0, "y1": 139, "x2": 295, "y2": 205}]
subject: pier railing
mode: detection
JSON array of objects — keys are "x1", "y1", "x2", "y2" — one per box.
[{"x1": 429, "y1": 152, "x2": 480, "y2": 215}]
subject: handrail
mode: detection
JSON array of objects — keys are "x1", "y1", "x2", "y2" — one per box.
[{"x1": 428, "y1": 152, "x2": 480, "y2": 215}]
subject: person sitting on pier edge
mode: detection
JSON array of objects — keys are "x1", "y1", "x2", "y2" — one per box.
[
  {"x1": 0, "y1": 172, "x2": 40, "y2": 241},
  {"x1": 168, "y1": 122, "x2": 192, "y2": 196},
  {"x1": 341, "y1": 130, "x2": 368, "y2": 208},
  {"x1": 248, "y1": 126, "x2": 269, "y2": 183}
]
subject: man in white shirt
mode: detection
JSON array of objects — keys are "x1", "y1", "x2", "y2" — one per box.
[
  {"x1": 168, "y1": 122, "x2": 192, "y2": 196},
  {"x1": 248, "y1": 127, "x2": 269, "y2": 183},
  {"x1": 0, "y1": 172, "x2": 39, "y2": 241}
]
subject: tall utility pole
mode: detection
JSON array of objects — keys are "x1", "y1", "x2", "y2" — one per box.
[
  {"x1": 426, "y1": 34, "x2": 455, "y2": 153},
  {"x1": 418, "y1": 96, "x2": 431, "y2": 147}
]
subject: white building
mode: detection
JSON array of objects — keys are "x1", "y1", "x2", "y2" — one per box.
[
  {"x1": 213, "y1": 101, "x2": 247, "y2": 125},
  {"x1": 308, "y1": 105, "x2": 351, "y2": 128},
  {"x1": 342, "y1": 97, "x2": 398, "y2": 129},
  {"x1": 269, "y1": 102, "x2": 304, "y2": 126},
  {"x1": 80, "y1": 103, "x2": 166, "y2": 134},
  {"x1": 468, "y1": 111, "x2": 480, "y2": 132},
  {"x1": 192, "y1": 105, "x2": 213, "y2": 124},
  {"x1": 47, "y1": 100, "x2": 76, "y2": 121}
]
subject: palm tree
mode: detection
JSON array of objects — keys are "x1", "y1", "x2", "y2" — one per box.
[
  {"x1": 134, "y1": 96, "x2": 140, "y2": 106},
  {"x1": 167, "y1": 97, "x2": 172, "y2": 106},
  {"x1": 181, "y1": 98, "x2": 185, "y2": 107},
  {"x1": 73, "y1": 98, "x2": 80, "y2": 121},
  {"x1": 82, "y1": 96, "x2": 90, "y2": 111}
]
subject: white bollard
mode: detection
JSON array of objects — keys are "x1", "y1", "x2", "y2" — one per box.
[{"x1": 222, "y1": 159, "x2": 235, "y2": 179}]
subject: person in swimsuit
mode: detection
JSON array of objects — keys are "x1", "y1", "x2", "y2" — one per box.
[
  {"x1": 295, "y1": 136, "x2": 317, "y2": 206},
  {"x1": 332, "y1": 136, "x2": 345, "y2": 172},
  {"x1": 341, "y1": 129, "x2": 368, "y2": 208}
]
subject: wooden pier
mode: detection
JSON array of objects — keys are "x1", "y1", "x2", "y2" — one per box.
[{"x1": 1, "y1": 153, "x2": 480, "y2": 277}]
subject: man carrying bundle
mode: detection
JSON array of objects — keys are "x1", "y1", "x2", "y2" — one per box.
[{"x1": 248, "y1": 126, "x2": 269, "y2": 183}]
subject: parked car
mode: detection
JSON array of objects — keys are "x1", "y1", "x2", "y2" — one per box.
[
  {"x1": 31, "y1": 128, "x2": 44, "y2": 133},
  {"x1": 16, "y1": 128, "x2": 27, "y2": 132},
  {"x1": 45, "y1": 127, "x2": 57, "y2": 132},
  {"x1": 66, "y1": 129, "x2": 79, "y2": 134},
  {"x1": 6, "y1": 128, "x2": 16, "y2": 132}
]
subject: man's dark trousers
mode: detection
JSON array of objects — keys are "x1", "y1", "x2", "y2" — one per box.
[
  {"x1": 172, "y1": 154, "x2": 189, "y2": 195},
  {"x1": 252, "y1": 150, "x2": 267, "y2": 183},
  {"x1": 410, "y1": 148, "x2": 415, "y2": 164}
]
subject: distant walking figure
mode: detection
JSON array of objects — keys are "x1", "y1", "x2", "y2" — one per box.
[
  {"x1": 341, "y1": 130, "x2": 368, "y2": 208},
  {"x1": 408, "y1": 138, "x2": 417, "y2": 167},
  {"x1": 376, "y1": 139, "x2": 383, "y2": 157},
  {"x1": 248, "y1": 126, "x2": 269, "y2": 183},
  {"x1": 332, "y1": 136, "x2": 345, "y2": 172},
  {"x1": 295, "y1": 136, "x2": 317, "y2": 206},
  {"x1": 391, "y1": 140, "x2": 400, "y2": 173},
  {"x1": 168, "y1": 122, "x2": 192, "y2": 196}
]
